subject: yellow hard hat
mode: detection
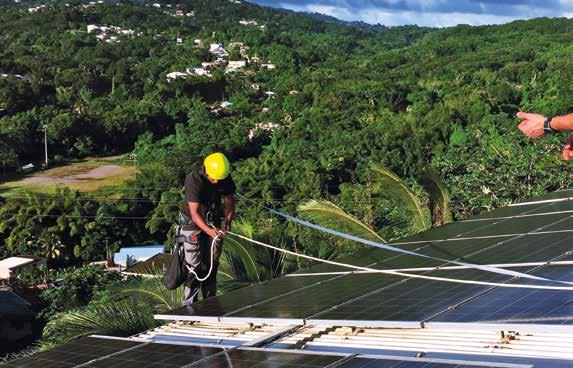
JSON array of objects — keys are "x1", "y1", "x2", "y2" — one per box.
[{"x1": 204, "y1": 153, "x2": 231, "y2": 180}]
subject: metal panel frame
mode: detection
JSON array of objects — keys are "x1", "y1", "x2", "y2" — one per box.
[
  {"x1": 306, "y1": 319, "x2": 422, "y2": 329},
  {"x1": 154, "y1": 314, "x2": 221, "y2": 323},
  {"x1": 424, "y1": 322, "x2": 573, "y2": 334},
  {"x1": 90, "y1": 334, "x2": 236, "y2": 349},
  {"x1": 241, "y1": 324, "x2": 301, "y2": 347},
  {"x1": 219, "y1": 316, "x2": 305, "y2": 326},
  {"x1": 355, "y1": 354, "x2": 533, "y2": 368}
]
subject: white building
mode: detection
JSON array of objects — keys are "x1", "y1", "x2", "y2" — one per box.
[
  {"x1": 239, "y1": 19, "x2": 258, "y2": 26},
  {"x1": 87, "y1": 24, "x2": 100, "y2": 33},
  {"x1": 186, "y1": 68, "x2": 211, "y2": 77},
  {"x1": 0, "y1": 257, "x2": 46, "y2": 285},
  {"x1": 166, "y1": 72, "x2": 188, "y2": 81},
  {"x1": 209, "y1": 43, "x2": 228, "y2": 57},
  {"x1": 202, "y1": 61, "x2": 220, "y2": 69},
  {"x1": 261, "y1": 63, "x2": 276, "y2": 70},
  {"x1": 28, "y1": 5, "x2": 46, "y2": 12},
  {"x1": 227, "y1": 60, "x2": 247, "y2": 69}
]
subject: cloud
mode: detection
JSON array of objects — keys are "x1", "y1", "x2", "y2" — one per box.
[{"x1": 250, "y1": 0, "x2": 573, "y2": 27}]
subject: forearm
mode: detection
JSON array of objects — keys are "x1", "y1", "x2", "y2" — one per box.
[
  {"x1": 224, "y1": 195, "x2": 235, "y2": 225},
  {"x1": 551, "y1": 113, "x2": 573, "y2": 132}
]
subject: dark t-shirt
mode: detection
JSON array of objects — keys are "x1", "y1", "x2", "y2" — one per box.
[{"x1": 181, "y1": 166, "x2": 236, "y2": 228}]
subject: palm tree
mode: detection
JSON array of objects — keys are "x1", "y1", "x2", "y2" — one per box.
[
  {"x1": 297, "y1": 166, "x2": 451, "y2": 242},
  {"x1": 41, "y1": 300, "x2": 157, "y2": 349},
  {"x1": 218, "y1": 221, "x2": 287, "y2": 291}
]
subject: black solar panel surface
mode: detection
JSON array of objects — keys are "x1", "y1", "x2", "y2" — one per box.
[
  {"x1": 430, "y1": 265, "x2": 573, "y2": 325},
  {"x1": 337, "y1": 357, "x2": 518, "y2": 368},
  {"x1": 82, "y1": 342, "x2": 224, "y2": 368},
  {"x1": 1, "y1": 337, "x2": 141, "y2": 368},
  {"x1": 185, "y1": 349, "x2": 343, "y2": 368}
]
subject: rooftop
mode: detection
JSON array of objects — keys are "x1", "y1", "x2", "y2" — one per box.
[{"x1": 4, "y1": 190, "x2": 573, "y2": 367}]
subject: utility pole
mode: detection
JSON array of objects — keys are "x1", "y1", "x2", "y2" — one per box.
[
  {"x1": 43, "y1": 125, "x2": 48, "y2": 168},
  {"x1": 129, "y1": 153, "x2": 137, "y2": 180}
]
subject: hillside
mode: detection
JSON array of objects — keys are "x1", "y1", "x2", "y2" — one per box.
[{"x1": 0, "y1": 0, "x2": 571, "y2": 263}]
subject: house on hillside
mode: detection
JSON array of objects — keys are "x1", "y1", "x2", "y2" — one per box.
[
  {"x1": 209, "y1": 43, "x2": 228, "y2": 57},
  {"x1": 122, "y1": 253, "x2": 171, "y2": 276},
  {"x1": 239, "y1": 19, "x2": 258, "y2": 26},
  {"x1": 201, "y1": 61, "x2": 220, "y2": 69},
  {"x1": 261, "y1": 63, "x2": 276, "y2": 70},
  {"x1": 0, "y1": 257, "x2": 46, "y2": 286},
  {"x1": 0, "y1": 289, "x2": 34, "y2": 349},
  {"x1": 166, "y1": 71, "x2": 188, "y2": 81},
  {"x1": 227, "y1": 60, "x2": 247, "y2": 69},
  {"x1": 186, "y1": 67, "x2": 211, "y2": 77},
  {"x1": 113, "y1": 244, "x2": 165, "y2": 268}
]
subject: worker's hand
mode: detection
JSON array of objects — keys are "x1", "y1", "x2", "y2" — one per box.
[
  {"x1": 517, "y1": 112, "x2": 545, "y2": 138},
  {"x1": 563, "y1": 134, "x2": 573, "y2": 161},
  {"x1": 206, "y1": 228, "x2": 223, "y2": 240}
]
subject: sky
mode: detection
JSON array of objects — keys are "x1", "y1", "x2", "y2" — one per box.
[{"x1": 249, "y1": 0, "x2": 573, "y2": 27}]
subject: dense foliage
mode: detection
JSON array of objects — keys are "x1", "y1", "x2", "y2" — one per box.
[{"x1": 0, "y1": 0, "x2": 571, "y2": 267}]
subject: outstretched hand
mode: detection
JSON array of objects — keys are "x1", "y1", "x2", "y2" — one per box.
[
  {"x1": 517, "y1": 112, "x2": 545, "y2": 138},
  {"x1": 563, "y1": 134, "x2": 573, "y2": 161}
]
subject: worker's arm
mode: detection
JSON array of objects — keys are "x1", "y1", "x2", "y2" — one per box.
[
  {"x1": 188, "y1": 202, "x2": 219, "y2": 239},
  {"x1": 517, "y1": 112, "x2": 573, "y2": 138},
  {"x1": 223, "y1": 194, "x2": 235, "y2": 233}
]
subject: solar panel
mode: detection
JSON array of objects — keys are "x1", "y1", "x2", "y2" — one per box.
[
  {"x1": 224, "y1": 273, "x2": 406, "y2": 321},
  {"x1": 336, "y1": 357, "x2": 526, "y2": 368},
  {"x1": 187, "y1": 348, "x2": 344, "y2": 368},
  {"x1": 2, "y1": 337, "x2": 142, "y2": 368},
  {"x1": 429, "y1": 265, "x2": 573, "y2": 325},
  {"x1": 82, "y1": 342, "x2": 224, "y2": 367},
  {"x1": 304, "y1": 269, "x2": 507, "y2": 324},
  {"x1": 157, "y1": 192, "x2": 573, "y2": 329}
]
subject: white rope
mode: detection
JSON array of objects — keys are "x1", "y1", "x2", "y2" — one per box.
[
  {"x1": 236, "y1": 194, "x2": 573, "y2": 286},
  {"x1": 186, "y1": 233, "x2": 221, "y2": 282},
  {"x1": 286, "y1": 261, "x2": 573, "y2": 277},
  {"x1": 228, "y1": 232, "x2": 573, "y2": 291}
]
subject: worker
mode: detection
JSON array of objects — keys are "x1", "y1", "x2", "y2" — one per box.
[
  {"x1": 517, "y1": 112, "x2": 573, "y2": 160},
  {"x1": 178, "y1": 152, "x2": 236, "y2": 305}
]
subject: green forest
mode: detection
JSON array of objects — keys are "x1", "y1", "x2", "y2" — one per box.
[{"x1": 0, "y1": 0, "x2": 572, "y2": 350}]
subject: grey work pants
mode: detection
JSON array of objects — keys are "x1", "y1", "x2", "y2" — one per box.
[{"x1": 181, "y1": 229, "x2": 223, "y2": 305}]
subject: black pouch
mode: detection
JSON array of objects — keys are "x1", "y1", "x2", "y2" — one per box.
[{"x1": 163, "y1": 242, "x2": 187, "y2": 290}]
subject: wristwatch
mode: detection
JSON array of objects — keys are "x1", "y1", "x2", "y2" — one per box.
[{"x1": 544, "y1": 116, "x2": 556, "y2": 135}]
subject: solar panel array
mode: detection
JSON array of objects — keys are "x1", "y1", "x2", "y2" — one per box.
[
  {"x1": 0, "y1": 337, "x2": 533, "y2": 368},
  {"x1": 158, "y1": 190, "x2": 573, "y2": 328}
]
